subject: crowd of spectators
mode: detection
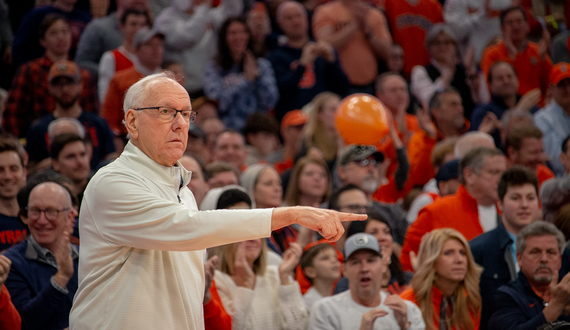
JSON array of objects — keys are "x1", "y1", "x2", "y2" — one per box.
[{"x1": 4, "y1": 0, "x2": 570, "y2": 329}]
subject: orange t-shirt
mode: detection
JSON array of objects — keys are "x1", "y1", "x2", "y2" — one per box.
[
  {"x1": 383, "y1": 0, "x2": 443, "y2": 77},
  {"x1": 537, "y1": 164, "x2": 555, "y2": 189},
  {"x1": 480, "y1": 41, "x2": 552, "y2": 105},
  {"x1": 313, "y1": 1, "x2": 392, "y2": 85}
]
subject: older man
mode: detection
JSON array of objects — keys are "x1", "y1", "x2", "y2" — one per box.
[
  {"x1": 488, "y1": 222, "x2": 570, "y2": 330},
  {"x1": 69, "y1": 72, "x2": 364, "y2": 330}
]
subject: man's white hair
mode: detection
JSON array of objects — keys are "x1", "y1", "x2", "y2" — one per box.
[
  {"x1": 47, "y1": 117, "x2": 86, "y2": 142},
  {"x1": 454, "y1": 131, "x2": 495, "y2": 159},
  {"x1": 122, "y1": 71, "x2": 179, "y2": 114}
]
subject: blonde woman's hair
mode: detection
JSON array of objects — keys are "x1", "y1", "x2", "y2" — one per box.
[
  {"x1": 219, "y1": 239, "x2": 268, "y2": 277},
  {"x1": 304, "y1": 92, "x2": 340, "y2": 161},
  {"x1": 285, "y1": 156, "x2": 332, "y2": 206},
  {"x1": 411, "y1": 228, "x2": 482, "y2": 330}
]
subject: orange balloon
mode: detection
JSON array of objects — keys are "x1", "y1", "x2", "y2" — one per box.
[{"x1": 335, "y1": 94, "x2": 390, "y2": 145}]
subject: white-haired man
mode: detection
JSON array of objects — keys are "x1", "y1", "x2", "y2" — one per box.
[{"x1": 69, "y1": 72, "x2": 364, "y2": 330}]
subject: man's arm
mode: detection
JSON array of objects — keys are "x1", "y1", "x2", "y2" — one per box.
[
  {"x1": 487, "y1": 289, "x2": 552, "y2": 330},
  {"x1": 75, "y1": 20, "x2": 106, "y2": 75}
]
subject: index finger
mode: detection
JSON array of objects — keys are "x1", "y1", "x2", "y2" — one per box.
[{"x1": 337, "y1": 212, "x2": 368, "y2": 222}]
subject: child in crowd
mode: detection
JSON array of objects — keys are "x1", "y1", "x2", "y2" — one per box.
[{"x1": 299, "y1": 242, "x2": 341, "y2": 310}]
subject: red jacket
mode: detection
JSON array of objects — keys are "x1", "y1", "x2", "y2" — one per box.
[
  {"x1": 0, "y1": 284, "x2": 21, "y2": 330},
  {"x1": 400, "y1": 185, "x2": 488, "y2": 271},
  {"x1": 204, "y1": 280, "x2": 231, "y2": 330},
  {"x1": 401, "y1": 286, "x2": 480, "y2": 330}
]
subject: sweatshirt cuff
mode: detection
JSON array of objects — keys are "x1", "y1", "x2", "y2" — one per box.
[
  {"x1": 278, "y1": 281, "x2": 302, "y2": 302},
  {"x1": 50, "y1": 276, "x2": 69, "y2": 295}
]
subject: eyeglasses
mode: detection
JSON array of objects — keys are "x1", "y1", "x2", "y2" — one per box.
[
  {"x1": 134, "y1": 107, "x2": 197, "y2": 123},
  {"x1": 352, "y1": 158, "x2": 380, "y2": 167},
  {"x1": 26, "y1": 207, "x2": 71, "y2": 221},
  {"x1": 339, "y1": 204, "x2": 370, "y2": 213}
]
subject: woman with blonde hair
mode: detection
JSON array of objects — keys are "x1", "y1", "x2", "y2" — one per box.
[
  {"x1": 285, "y1": 156, "x2": 331, "y2": 207},
  {"x1": 304, "y1": 92, "x2": 341, "y2": 166},
  {"x1": 400, "y1": 228, "x2": 482, "y2": 330}
]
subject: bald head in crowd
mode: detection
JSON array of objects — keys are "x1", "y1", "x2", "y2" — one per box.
[{"x1": 454, "y1": 132, "x2": 495, "y2": 159}]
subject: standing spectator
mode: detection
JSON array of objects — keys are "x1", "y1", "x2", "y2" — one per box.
[
  {"x1": 204, "y1": 17, "x2": 279, "y2": 131},
  {"x1": 304, "y1": 92, "x2": 341, "y2": 169},
  {"x1": 100, "y1": 27, "x2": 163, "y2": 142},
  {"x1": 268, "y1": 1, "x2": 348, "y2": 122},
  {"x1": 313, "y1": 0, "x2": 391, "y2": 94},
  {"x1": 0, "y1": 137, "x2": 27, "y2": 252},
  {"x1": 383, "y1": 0, "x2": 443, "y2": 78},
  {"x1": 98, "y1": 8, "x2": 150, "y2": 102},
  {"x1": 154, "y1": 0, "x2": 242, "y2": 97},
  {"x1": 26, "y1": 60, "x2": 116, "y2": 170},
  {"x1": 11, "y1": 0, "x2": 91, "y2": 67},
  {"x1": 505, "y1": 125, "x2": 554, "y2": 188},
  {"x1": 481, "y1": 7, "x2": 552, "y2": 104},
  {"x1": 3, "y1": 182, "x2": 78, "y2": 330},
  {"x1": 401, "y1": 147, "x2": 507, "y2": 271},
  {"x1": 535, "y1": 62, "x2": 570, "y2": 177},
  {"x1": 410, "y1": 24, "x2": 487, "y2": 120},
  {"x1": 3, "y1": 15, "x2": 98, "y2": 138},
  {"x1": 400, "y1": 228, "x2": 482, "y2": 330},
  {"x1": 212, "y1": 130, "x2": 248, "y2": 172},
  {"x1": 74, "y1": 0, "x2": 148, "y2": 77}
]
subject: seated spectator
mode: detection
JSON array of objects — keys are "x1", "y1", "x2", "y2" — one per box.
[
  {"x1": 179, "y1": 155, "x2": 209, "y2": 208},
  {"x1": 304, "y1": 92, "x2": 341, "y2": 171},
  {"x1": 246, "y1": 2, "x2": 272, "y2": 58},
  {"x1": 267, "y1": 109, "x2": 308, "y2": 174},
  {"x1": 0, "y1": 255, "x2": 21, "y2": 329},
  {"x1": 488, "y1": 222, "x2": 570, "y2": 330},
  {"x1": 383, "y1": 0, "x2": 443, "y2": 78},
  {"x1": 335, "y1": 212, "x2": 414, "y2": 295},
  {"x1": 337, "y1": 146, "x2": 408, "y2": 247},
  {"x1": 100, "y1": 27, "x2": 164, "y2": 143},
  {"x1": 212, "y1": 130, "x2": 248, "y2": 172},
  {"x1": 51, "y1": 134, "x2": 91, "y2": 204},
  {"x1": 470, "y1": 166, "x2": 543, "y2": 330},
  {"x1": 0, "y1": 137, "x2": 27, "y2": 251},
  {"x1": 26, "y1": 60, "x2": 116, "y2": 170},
  {"x1": 11, "y1": 0, "x2": 91, "y2": 67},
  {"x1": 313, "y1": 0, "x2": 391, "y2": 94},
  {"x1": 98, "y1": 8, "x2": 151, "y2": 102},
  {"x1": 401, "y1": 228, "x2": 482, "y2": 330},
  {"x1": 205, "y1": 161, "x2": 240, "y2": 189},
  {"x1": 3, "y1": 15, "x2": 98, "y2": 138},
  {"x1": 3, "y1": 182, "x2": 78, "y2": 330},
  {"x1": 470, "y1": 61, "x2": 540, "y2": 149},
  {"x1": 505, "y1": 125, "x2": 555, "y2": 188},
  {"x1": 411, "y1": 24, "x2": 487, "y2": 119},
  {"x1": 300, "y1": 242, "x2": 341, "y2": 310},
  {"x1": 401, "y1": 147, "x2": 507, "y2": 271},
  {"x1": 268, "y1": 0, "x2": 349, "y2": 122},
  {"x1": 192, "y1": 97, "x2": 219, "y2": 126},
  {"x1": 534, "y1": 62, "x2": 570, "y2": 177},
  {"x1": 481, "y1": 7, "x2": 552, "y2": 105},
  {"x1": 309, "y1": 233, "x2": 425, "y2": 330},
  {"x1": 204, "y1": 17, "x2": 279, "y2": 131},
  {"x1": 154, "y1": 0, "x2": 242, "y2": 97},
  {"x1": 242, "y1": 113, "x2": 280, "y2": 166},
  {"x1": 407, "y1": 88, "x2": 469, "y2": 190},
  {"x1": 215, "y1": 225, "x2": 307, "y2": 329},
  {"x1": 74, "y1": 0, "x2": 148, "y2": 77}
]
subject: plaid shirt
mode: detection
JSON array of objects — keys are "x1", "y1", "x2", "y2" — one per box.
[{"x1": 2, "y1": 56, "x2": 99, "y2": 138}]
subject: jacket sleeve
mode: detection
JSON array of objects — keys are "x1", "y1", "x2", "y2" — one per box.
[
  {"x1": 204, "y1": 280, "x2": 232, "y2": 330},
  {"x1": 208, "y1": 0, "x2": 243, "y2": 30},
  {"x1": 410, "y1": 65, "x2": 445, "y2": 104},
  {"x1": 400, "y1": 208, "x2": 433, "y2": 271},
  {"x1": 487, "y1": 290, "x2": 548, "y2": 330},
  {"x1": 407, "y1": 131, "x2": 437, "y2": 188},
  {"x1": 75, "y1": 21, "x2": 106, "y2": 75},
  {"x1": 277, "y1": 281, "x2": 309, "y2": 330},
  {"x1": 100, "y1": 76, "x2": 124, "y2": 136},
  {"x1": 443, "y1": 0, "x2": 484, "y2": 41},
  {"x1": 0, "y1": 284, "x2": 20, "y2": 330},
  {"x1": 267, "y1": 51, "x2": 306, "y2": 98},
  {"x1": 154, "y1": 6, "x2": 210, "y2": 51},
  {"x1": 254, "y1": 59, "x2": 279, "y2": 112}
]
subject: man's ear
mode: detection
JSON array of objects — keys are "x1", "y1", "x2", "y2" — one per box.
[{"x1": 124, "y1": 109, "x2": 139, "y2": 139}]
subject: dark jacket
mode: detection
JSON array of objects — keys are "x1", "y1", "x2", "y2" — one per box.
[{"x1": 488, "y1": 272, "x2": 570, "y2": 330}]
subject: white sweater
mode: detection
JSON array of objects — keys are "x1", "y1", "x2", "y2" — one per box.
[
  {"x1": 70, "y1": 142, "x2": 272, "y2": 330},
  {"x1": 214, "y1": 266, "x2": 308, "y2": 330}
]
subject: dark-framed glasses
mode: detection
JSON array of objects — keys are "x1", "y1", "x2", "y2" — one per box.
[
  {"x1": 134, "y1": 107, "x2": 197, "y2": 123},
  {"x1": 26, "y1": 207, "x2": 71, "y2": 221}
]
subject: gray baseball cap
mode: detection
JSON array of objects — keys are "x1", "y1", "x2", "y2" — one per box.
[
  {"x1": 344, "y1": 233, "x2": 382, "y2": 261},
  {"x1": 339, "y1": 144, "x2": 384, "y2": 166},
  {"x1": 133, "y1": 27, "x2": 164, "y2": 48}
]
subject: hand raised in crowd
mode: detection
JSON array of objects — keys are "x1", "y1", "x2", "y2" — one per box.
[
  {"x1": 516, "y1": 88, "x2": 541, "y2": 112},
  {"x1": 230, "y1": 242, "x2": 255, "y2": 290},
  {"x1": 477, "y1": 112, "x2": 500, "y2": 135},
  {"x1": 359, "y1": 309, "x2": 388, "y2": 330},
  {"x1": 384, "y1": 294, "x2": 410, "y2": 330},
  {"x1": 278, "y1": 242, "x2": 302, "y2": 285},
  {"x1": 538, "y1": 29, "x2": 551, "y2": 60},
  {"x1": 0, "y1": 255, "x2": 11, "y2": 291},
  {"x1": 243, "y1": 51, "x2": 260, "y2": 82},
  {"x1": 203, "y1": 255, "x2": 219, "y2": 304},
  {"x1": 315, "y1": 41, "x2": 336, "y2": 63},
  {"x1": 416, "y1": 103, "x2": 437, "y2": 139},
  {"x1": 299, "y1": 42, "x2": 319, "y2": 66},
  {"x1": 543, "y1": 271, "x2": 570, "y2": 322},
  {"x1": 53, "y1": 231, "x2": 74, "y2": 289},
  {"x1": 503, "y1": 26, "x2": 519, "y2": 59}
]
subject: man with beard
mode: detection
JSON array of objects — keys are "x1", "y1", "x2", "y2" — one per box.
[
  {"x1": 26, "y1": 60, "x2": 116, "y2": 170},
  {"x1": 337, "y1": 145, "x2": 408, "y2": 247},
  {"x1": 488, "y1": 222, "x2": 570, "y2": 330},
  {"x1": 50, "y1": 134, "x2": 91, "y2": 206}
]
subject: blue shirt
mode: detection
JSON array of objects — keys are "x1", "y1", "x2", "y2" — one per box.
[{"x1": 534, "y1": 100, "x2": 570, "y2": 177}]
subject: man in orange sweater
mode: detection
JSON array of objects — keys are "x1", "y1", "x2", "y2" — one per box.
[
  {"x1": 505, "y1": 125, "x2": 555, "y2": 189},
  {"x1": 401, "y1": 147, "x2": 506, "y2": 271},
  {"x1": 481, "y1": 6, "x2": 552, "y2": 104}
]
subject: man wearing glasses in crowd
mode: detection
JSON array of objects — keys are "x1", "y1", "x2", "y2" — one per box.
[{"x1": 69, "y1": 72, "x2": 364, "y2": 330}]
